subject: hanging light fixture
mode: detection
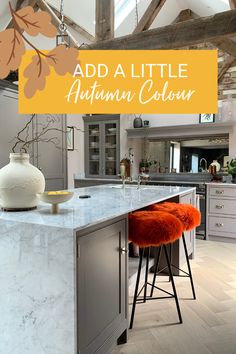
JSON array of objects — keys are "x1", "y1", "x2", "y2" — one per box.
[{"x1": 56, "y1": 0, "x2": 70, "y2": 46}]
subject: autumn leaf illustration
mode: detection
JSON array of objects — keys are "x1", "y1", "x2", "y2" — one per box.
[
  {"x1": 0, "y1": 28, "x2": 25, "y2": 79},
  {"x1": 24, "y1": 55, "x2": 50, "y2": 98},
  {"x1": 0, "y1": 3, "x2": 81, "y2": 98},
  {"x1": 46, "y1": 45, "x2": 80, "y2": 75},
  {"x1": 13, "y1": 6, "x2": 57, "y2": 37}
]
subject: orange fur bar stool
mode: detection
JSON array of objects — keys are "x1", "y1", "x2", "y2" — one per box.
[
  {"x1": 129, "y1": 210, "x2": 184, "y2": 329},
  {"x1": 148, "y1": 202, "x2": 201, "y2": 300}
]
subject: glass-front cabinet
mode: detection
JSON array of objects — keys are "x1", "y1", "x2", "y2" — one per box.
[{"x1": 84, "y1": 115, "x2": 120, "y2": 178}]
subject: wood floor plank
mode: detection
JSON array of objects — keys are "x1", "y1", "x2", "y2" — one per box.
[{"x1": 112, "y1": 239, "x2": 236, "y2": 354}]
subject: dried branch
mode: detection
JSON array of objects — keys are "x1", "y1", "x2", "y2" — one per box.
[
  {"x1": 11, "y1": 114, "x2": 83, "y2": 153},
  {"x1": 11, "y1": 114, "x2": 35, "y2": 152}
]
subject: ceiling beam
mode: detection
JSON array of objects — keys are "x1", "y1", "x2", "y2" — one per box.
[
  {"x1": 212, "y1": 38, "x2": 236, "y2": 57},
  {"x1": 133, "y1": 0, "x2": 166, "y2": 34},
  {"x1": 90, "y1": 9, "x2": 236, "y2": 50},
  {"x1": 16, "y1": 0, "x2": 28, "y2": 10},
  {"x1": 172, "y1": 8, "x2": 236, "y2": 58},
  {"x1": 218, "y1": 56, "x2": 236, "y2": 82},
  {"x1": 48, "y1": 4, "x2": 94, "y2": 43},
  {"x1": 229, "y1": 0, "x2": 236, "y2": 9},
  {"x1": 173, "y1": 9, "x2": 236, "y2": 81},
  {"x1": 6, "y1": 0, "x2": 38, "y2": 29},
  {"x1": 172, "y1": 9, "x2": 195, "y2": 23},
  {"x1": 36, "y1": 0, "x2": 79, "y2": 47},
  {"x1": 95, "y1": 0, "x2": 114, "y2": 41}
]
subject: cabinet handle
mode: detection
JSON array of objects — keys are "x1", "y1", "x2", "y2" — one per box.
[
  {"x1": 215, "y1": 190, "x2": 224, "y2": 195},
  {"x1": 215, "y1": 223, "x2": 224, "y2": 227},
  {"x1": 120, "y1": 247, "x2": 128, "y2": 254},
  {"x1": 215, "y1": 205, "x2": 224, "y2": 209}
]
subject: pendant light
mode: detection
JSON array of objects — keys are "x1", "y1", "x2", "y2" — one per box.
[{"x1": 56, "y1": 0, "x2": 70, "y2": 46}]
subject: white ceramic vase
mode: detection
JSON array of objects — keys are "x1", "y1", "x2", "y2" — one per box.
[
  {"x1": 0, "y1": 153, "x2": 45, "y2": 210},
  {"x1": 210, "y1": 160, "x2": 221, "y2": 172}
]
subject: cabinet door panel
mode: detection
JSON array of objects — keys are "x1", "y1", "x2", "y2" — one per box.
[
  {"x1": 209, "y1": 186, "x2": 236, "y2": 198},
  {"x1": 208, "y1": 216, "x2": 236, "y2": 236},
  {"x1": 88, "y1": 123, "x2": 101, "y2": 176},
  {"x1": 33, "y1": 114, "x2": 67, "y2": 190},
  {"x1": 209, "y1": 198, "x2": 236, "y2": 216},
  {"x1": 104, "y1": 121, "x2": 119, "y2": 177},
  {"x1": 84, "y1": 115, "x2": 120, "y2": 178},
  {"x1": 179, "y1": 192, "x2": 194, "y2": 255},
  {"x1": 77, "y1": 219, "x2": 127, "y2": 354}
]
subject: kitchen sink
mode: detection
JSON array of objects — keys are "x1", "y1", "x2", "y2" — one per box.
[{"x1": 106, "y1": 185, "x2": 150, "y2": 190}]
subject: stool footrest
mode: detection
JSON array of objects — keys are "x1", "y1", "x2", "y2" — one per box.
[{"x1": 136, "y1": 281, "x2": 175, "y2": 300}]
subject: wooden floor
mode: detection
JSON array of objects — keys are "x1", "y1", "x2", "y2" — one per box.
[{"x1": 112, "y1": 239, "x2": 236, "y2": 354}]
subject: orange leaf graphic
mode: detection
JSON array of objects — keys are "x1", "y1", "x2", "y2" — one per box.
[
  {"x1": 0, "y1": 28, "x2": 25, "y2": 79},
  {"x1": 46, "y1": 45, "x2": 80, "y2": 75},
  {"x1": 24, "y1": 55, "x2": 50, "y2": 98},
  {"x1": 14, "y1": 6, "x2": 57, "y2": 37}
]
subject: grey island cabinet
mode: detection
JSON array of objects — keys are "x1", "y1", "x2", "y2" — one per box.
[{"x1": 0, "y1": 184, "x2": 195, "y2": 354}]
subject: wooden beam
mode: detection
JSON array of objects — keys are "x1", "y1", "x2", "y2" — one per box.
[
  {"x1": 212, "y1": 38, "x2": 236, "y2": 57},
  {"x1": 229, "y1": 0, "x2": 236, "y2": 9},
  {"x1": 6, "y1": 0, "x2": 38, "y2": 29},
  {"x1": 133, "y1": 0, "x2": 166, "y2": 34},
  {"x1": 172, "y1": 9, "x2": 194, "y2": 23},
  {"x1": 95, "y1": 0, "x2": 114, "y2": 41},
  {"x1": 16, "y1": 0, "x2": 27, "y2": 10},
  {"x1": 48, "y1": 4, "x2": 94, "y2": 42},
  {"x1": 173, "y1": 9, "x2": 236, "y2": 58},
  {"x1": 90, "y1": 9, "x2": 236, "y2": 50},
  {"x1": 36, "y1": 0, "x2": 79, "y2": 47},
  {"x1": 218, "y1": 56, "x2": 236, "y2": 81}
]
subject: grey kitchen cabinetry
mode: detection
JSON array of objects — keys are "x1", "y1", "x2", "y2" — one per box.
[
  {"x1": 179, "y1": 190, "x2": 195, "y2": 260},
  {"x1": 206, "y1": 183, "x2": 236, "y2": 242},
  {"x1": 83, "y1": 115, "x2": 120, "y2": 178},
  {"x1": 33, "y1": 114, "x2": 68, "y2": 190},
  {"x1": 0, "y1": 105, "x2": 67, "y2": 190},
  {"x1": 77, "y1": 217, "x2": 128, "y2": 354}
]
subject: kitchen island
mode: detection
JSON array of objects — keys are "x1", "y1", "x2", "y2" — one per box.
[{"x1": 0, "y1": 184, "x2": 195, "y2": 354}]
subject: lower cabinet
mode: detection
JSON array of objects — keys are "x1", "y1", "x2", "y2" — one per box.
[
  {"x1": 179, "y1": 190, "x2": 195, "y2": 259},
  {"x1": 76, "y1": 218, "x2": 128, "y2": 354},
  {"x1": 206, "y1": 184, "x2": 236, "y2": 242}
]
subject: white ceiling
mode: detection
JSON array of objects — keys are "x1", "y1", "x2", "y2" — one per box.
[{"x1": 0, "y1": 0, "x2": 231, "y2": 38}]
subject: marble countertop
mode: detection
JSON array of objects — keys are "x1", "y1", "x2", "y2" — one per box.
[
  {"x1": 75, "y1": 177, "x2": 204, "y2": 185},
  {"x1": 206, "y1": 182, "x2": 235, "y2": 186},
  {"x1": 0, "y1": 185, "x2": 195, "y2": 231}
]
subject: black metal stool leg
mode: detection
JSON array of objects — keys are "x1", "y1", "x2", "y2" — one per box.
[
  {"x1": 129, "y1": 248, "x2": 144, "y2": 329},
  {"x1": 163, "y1": 245, "x2": 183, "y2": 324},
  {"x1": 182, "y1": 233, "x2": 196, "y2": 299},
  {"x1": 150, "y1": 245, "x2": 162, "y2": 297},
  {"x1": 143, "y1": 247, "x2": 150, "y2": 303},
  {"x1": 169, "y1": 243, "x2": 173, "y2": 282}
]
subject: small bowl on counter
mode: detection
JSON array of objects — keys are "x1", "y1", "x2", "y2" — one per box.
[{"x1": 37, "y1": 191, "x2": 74, "y2": 214}]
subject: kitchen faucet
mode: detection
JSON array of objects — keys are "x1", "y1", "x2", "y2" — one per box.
[
  {"x1": 137, "y1": 173, "x2": 149, "y2": 189},
  {"x1": 199, "y1": 158, "x2": 208, "y2": 172}
]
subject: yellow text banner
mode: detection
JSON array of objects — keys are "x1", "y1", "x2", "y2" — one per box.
[{"x1": 19, "y1": 50, "x2": 218, "y2": 114}]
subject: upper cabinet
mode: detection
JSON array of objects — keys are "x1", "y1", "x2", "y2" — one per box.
[{"x1": 83, "y1": 115, "x2": 120, "y2": 178}]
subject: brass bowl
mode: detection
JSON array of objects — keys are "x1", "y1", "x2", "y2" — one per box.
[{"x1": 37, "y1": 191, "x2": 74, "y2": 214}]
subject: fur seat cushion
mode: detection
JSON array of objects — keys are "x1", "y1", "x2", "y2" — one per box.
[
  {"x1": 129, "y1": 211, "x2": 183, "y2": 248},
  {"x1": 148, "y1": 202, "x2": 201, "y2": 231}
]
